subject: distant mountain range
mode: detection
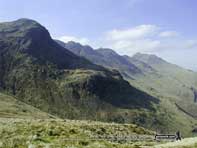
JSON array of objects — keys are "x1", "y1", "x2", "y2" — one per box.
[
  {"x1": 0, "y1": 18, "x2": 196, "y2": 136},
  {"x1": 0, "y1": 19, "x2": 160, "y2": 125},
  {"x1": 56, "y1": 40, "x2": 142, "y2": 77},
  {"x1": 57, "y1": 40, "x2": 197, "y2": 115},
  {"x1": 57, "y1": 40, "x2": 197, "y2": 136}
]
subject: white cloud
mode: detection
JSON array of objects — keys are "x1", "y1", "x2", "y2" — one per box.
[
  {"x1": 100, "y1": 25, "x2": 161, "y2": 55},
  {"x1": 98, "y1": 25, "x2": 197, "y2": 56},
  {"x1": 56, "y1": 25, "x2": 197, "y2": 58},
  {"x1": 105, "y1": 25, "x2": 158, "y2": 41},
  {"x1": 55, "y1": 25, "x2": 197, "y2": 70},
  {"x1": 159, "y1": 31, "x2": 178, "y2": 38},
  {"x1": 184, "y1": 40, "x2": 197, "y2": 49},
  {"x1": 58, "y1": 35, "x2": 89, "y2": 45},
  {"x1": 104, "y1": 39, "x2": 161, "y2": 55}
]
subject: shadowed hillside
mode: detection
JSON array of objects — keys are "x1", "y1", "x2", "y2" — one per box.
[
  {"x1": 0, "y1": 92, "x2": 53, "y2": 118},
  {"x1": 57, "y1": 41, "x2": 197, "y2": 136},
  {"x1": 0, "y1": 19, "x2": 159, "y2": 124}
]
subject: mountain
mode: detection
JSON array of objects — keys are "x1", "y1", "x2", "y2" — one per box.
[
  {"x1": 0, "y1": 19, "x2": 159, "y2": 124},
  {"x1": 57, "y1": 40, "x2": 142, "y2": 78},
  {"x1": 57, "y1": 41, "x2": 197, "y2": 136},
  {"x1": 0, "y1": 19, "x2": 104, "y2": 70},
  {"x1": 127, "y1": 53, "x2": 197, "y2": 118},
  {"x1": 0, "y1": 92, "x2": 53, "y2": 118}
]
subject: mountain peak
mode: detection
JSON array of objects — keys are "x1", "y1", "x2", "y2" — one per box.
[
  {"x1": 0, "y1": 19, "x2": 100, "y2": 70},
  {"x1": 13, "y1": 18, "x2": 39, "y2": 24},
  {"x1": 66, "y1": 41, "x2": 92, "y2": 49},
  {"x1": 96, "y1": 48, "x2": 118, "y2": 56},
  {"x1": 0, "y1": 18, "x2": 49, "y2": 41},
  {"x1": 132, "y1": 52, "x2": 166, "y2": 65},
  {"x1": 0, "y1": 18, "x2": 43, "y2": 30},
  {"x1": 66, "y1": 41, "x2": 82, "y2": 46}
]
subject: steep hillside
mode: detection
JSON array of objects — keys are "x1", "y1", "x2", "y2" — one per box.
[
  {"x1": 0, "y1": 19, "x2": 158, "y2": 124},
  {"x1": 58, "y1": 41, "x2": 197, "y2": 136},
  {"x1": 0, "y1": 92, "x2": 52, "y2": 118},
  {"x1": 128, "y1": 53, "x2": 197, "y2": 118},
  {"x1": 57, "y1": 40, "x2": 142, "y2": 77},
  {"x1": 57, "y1": 41, "x2": 197, "y2": 115}
]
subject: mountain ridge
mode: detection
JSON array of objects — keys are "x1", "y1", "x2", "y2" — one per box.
[
  {"x1": 0, "y1": 19, "x2": 159, "y2": 126},
  {"x1": 57, "y1": 40, "x2": 197, "y2": 136},
  {"x1": 0, "y1": 18, "x2": 196, "y2": 136}
]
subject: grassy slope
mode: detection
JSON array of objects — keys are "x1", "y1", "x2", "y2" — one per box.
[
  {"x1": 0, "y1": 92, "x2": 157, "y2": 148},
  {"x1": 0, "y1": 92, "x2": 52, "y2": 118},
  {"x1": 58, "y1": 41, "x2": 197, "y2": 136},
  {"x1": 0, "y1": 118, "x2": 156, "y2": 148},
  {"x1": 1, "y1": 117, "x2": 197, "y2": 148},
  {"x1": 127, "y1": 78, "x2": 197, "y2": 137},
  {"x1": 0, "y1": 19, "x2": 160, "y2": 131},
  {"x1": 152, "y1": 62, "x2": 197, "y2": 117},
  {"x1": 122, "y1": 54, "x2": 197, "y2": 136}
]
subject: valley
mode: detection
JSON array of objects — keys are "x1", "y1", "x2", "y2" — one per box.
[
  {"x1": 0, "y1": 18, "x2": 197, "y2": 147},
  {"x1": 57, "y1": 40, "x2": 197, "y2": 136}
]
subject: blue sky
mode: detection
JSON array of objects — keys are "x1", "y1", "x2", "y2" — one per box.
[{"x1": 0, "y1": 0, "x2": 197, "y2": 70}]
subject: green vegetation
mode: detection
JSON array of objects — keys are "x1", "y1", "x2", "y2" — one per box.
[
  {"x1": 0, "y1": 93, "x2": 52, "y2": 118},
  {"x1": 58, "y1": 41, "x2": 197, "y2": 136},
  {"x1": 129, "y1": 53, "x2": 197, "y2": 117},
  {"x1": 1, "y1": 18, "x2": 197, "y2": 148},
  {"x1": 0, "y1": 19, "x2": 159, "y2": 128},
  {"x1": 0, "y1": 118, "x2": 156, "y2": 148}
]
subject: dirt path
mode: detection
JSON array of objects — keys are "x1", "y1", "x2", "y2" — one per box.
[{"x1": 152, "y1": 137, "x2": 197, "y2": 148}]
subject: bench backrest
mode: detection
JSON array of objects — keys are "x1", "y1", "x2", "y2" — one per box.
[{"x1": 155, "y1": 134, "x2": 176, "y2": 140}]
